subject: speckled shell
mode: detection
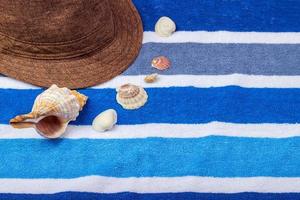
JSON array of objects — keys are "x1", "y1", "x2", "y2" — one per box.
[
  {"x1": 155, "y1": 16, "x2": 176, "y2": 37},
  {"x1": 152, "y1": 56, "x2": 171, "y2": 70},
  {"x1": 10, "y1": 84, "x2": 88, "y2": 138},
  {"x1": 116, "y1": 84, "x2": 148, "y2": 110},
  {"x1": 144, "y1": 73, "x2": 158, "y2": 83}
]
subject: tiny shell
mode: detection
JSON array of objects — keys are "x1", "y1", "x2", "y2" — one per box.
[
  {"x1": 155, "y1": 16, "x2": 176, "y2": 37},
  {"x1": 9, "y1": 84, "x2": 88, "y2": 138},
  {"x1": 144, "y1": 73, "x2": 158, "y2": 83},
  {"x1": 116, "y1": 83, "x2": 148, "y2": 110},
  {"x1": 152, "y1": 56, "x2": 170, "y2": 70},
  {"x1": 92, "y1": 109, "x2": 117, "y2": 132}
]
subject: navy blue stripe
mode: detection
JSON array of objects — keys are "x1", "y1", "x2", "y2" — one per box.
[
  {"x1": 1, "y1": 192, "x2": 300, "y2": 200},
  {"x1": 0, "y1": 137, "x2": 300, "y2": 178},
  {"x1": 2, "y1": 87, "x2": 300, "y2": 125},
  {"x1": 133, "y1": 0, "x2": 300, "y2": 32},
  {"x1": 125, "y1": 43, "x2": 300, "y2": 75}
]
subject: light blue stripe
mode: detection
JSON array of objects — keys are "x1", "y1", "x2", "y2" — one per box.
[
  {"x1": 2, "y1": 43, "x2": 300, "y2": 76},
  {"x1": 2, "y1": 87, "x2": 300, "y2": 125},
  {"x1": 133, "y1": 0, "x2": 300, "y2": 31},
  {"x1": 0, "y1": 137, "x2": 300, "y2": 178},
  {"x1": 125, "y1": 43, "x2": 300, "y2": 75}
]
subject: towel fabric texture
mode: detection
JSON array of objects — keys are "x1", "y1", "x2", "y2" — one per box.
[{"x1": 0, "y1": 0, "x2": 300, "y2": 199}]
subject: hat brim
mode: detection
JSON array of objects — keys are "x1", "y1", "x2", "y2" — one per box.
[{"x1": 0, "y1": 0, "x2": 143, "y2": 89}]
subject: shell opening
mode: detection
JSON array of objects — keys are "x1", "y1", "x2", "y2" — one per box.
[{"x1": 35, "y1": 116, "x2": 66, "y2": 138}]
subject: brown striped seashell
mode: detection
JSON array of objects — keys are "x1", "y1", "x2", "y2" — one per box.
[
  {"x1": 151, "y1": 56, "x2": 171, "y2": 70},
  {"x1": 144, "y1": 73, "x2": 158, "y2": 83},
  {"x1": 116, "y1": 83, "x2": 148, "y2": 110},
  {"x1": 10, "y1": 84, "x2": 88, "y2": 138}
]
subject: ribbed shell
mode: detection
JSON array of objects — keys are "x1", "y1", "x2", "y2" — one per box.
[
  {"x1": 10, "y1": 84, "x2": 88, "y2": 138},
  {"x1": 116, "y1": 84, "x2": 148, "y2": 110},
  {"x1": 152, "y1": 56, "x2": 171, "y2": 70},
  {"x1": 32, "y1": 85, "x2": 84, "y2": 122}
]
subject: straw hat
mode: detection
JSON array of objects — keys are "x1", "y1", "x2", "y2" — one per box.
[{"x1": 0, "y1": 0, "x2": 143, "y2": 89}]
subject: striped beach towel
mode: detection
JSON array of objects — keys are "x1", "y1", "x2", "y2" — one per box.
[{"x1": 1, "y1": 0, "x2": 300, "y2": 199}]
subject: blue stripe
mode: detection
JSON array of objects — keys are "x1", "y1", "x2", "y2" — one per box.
[
  {"x1": 133, "y1": 0, "x2": 300, "y2": 32},
  {"x1": 126, "y1": 43, "x2": 300, "y2": 75},
  {"x1": 0, "y1": 137, "x2": 300, "y2": 178},
  {"x1": 1, "y1": 192, "x2": 300, "y2": 200},
  {"x1": 2, "y1": 44, "x2": 300, "y2": 76},
  {"x1": 2, "y1": 87, "x2": 300, "y2": 125}
]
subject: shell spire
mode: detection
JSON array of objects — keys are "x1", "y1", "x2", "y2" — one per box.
[
  {"x1": 71, "y1": 90, "x2": 87, "y2": 110},
  {"x1": 10, "y1": 84, "x2": 88, "y2": 138}
]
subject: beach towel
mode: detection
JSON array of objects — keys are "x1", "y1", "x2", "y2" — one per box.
[{"x1": 0, "y1": 0, "x2": 300, "y2": 199}]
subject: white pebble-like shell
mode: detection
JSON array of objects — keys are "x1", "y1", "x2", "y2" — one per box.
[
  {"x1": 155, "y1": 16, "x2": 176, "y2": 37},
  {"x1": 92, "y1": 109, "x2": 117, "y2": 132},
  {"x1": 116, "y1": 84, "x2": 148, "y2": 110}
]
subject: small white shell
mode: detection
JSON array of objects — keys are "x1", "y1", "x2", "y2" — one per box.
[
  {"x1": 155, "y1": 16, "x2": 176, "y2": 37},
  {"x1": 144, "y1": 73, "x2": 158, "y2": 83},
  {"x1": 10, "y1": 84, "x2": 88, "y2": 138},
  {"x1": 92, "y1": 109, "x2": 117, "y2": 132},
  {"x1": 116, "y1": 83, "x2": 148, "y2": 110}
]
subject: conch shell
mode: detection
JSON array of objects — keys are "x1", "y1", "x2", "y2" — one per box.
[
  {"x1": 116, "y1": 83, "x2": 148, "y2": 110},
  {"x1": 10, "y1": 84, "x2": 87, "y2": 138},
  {"x1": 155, "y1": 16, "x2": 176, "y2": 37}
]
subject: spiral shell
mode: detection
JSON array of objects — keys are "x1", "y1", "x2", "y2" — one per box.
[
  {"x1": 144, "y1": 73, "x2": 158, "y2": 83},
  {"x1": 152, "y1": 56, "x2": 171, "y2": 70},
  {"x1": 155, "y1": 16, "x2": 176, "y2": 37},
  {"x1": 116, "y1": 84, "x2": 148, "y2": 110},
  {"x1": 10, "y1": 84, "x2": 88, "y2": 138}
]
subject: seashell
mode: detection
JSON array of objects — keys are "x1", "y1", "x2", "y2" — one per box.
[
  {"x1": 116, "y1": 83, "x2": 148, "y2": 110},
  {"x1": 92, "y1": 109, "x2": 117, "y2": 132},
  {"x1": 144, "y1": 73, "x2": 158, "y2": 83},
  {"x1": 152, "y1": 56, "x2": 171, "y2": 70},
  {"x1": 155, "y1": 16, "x2": 176, "y2": 37},
  {"x1": 10, "y1": 84, "x2": 88, "y2": 138}
]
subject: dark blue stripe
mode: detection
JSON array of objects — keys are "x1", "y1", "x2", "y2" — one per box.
[
  {"x1": 1, "y1": 192, "x2": 300, "y2": 200},
  {"x1": 0, "y1": 137, "x2": 300, "y2": 178},
  {"x1": 126, "y1": 43, "x2": 300, "y2": 75},
  {"x1": 133, "y1": 0, "x2": 300, "y2": 32},
  {"x1": 2, "y1": 87, "x2": 300, "y2": 125}
]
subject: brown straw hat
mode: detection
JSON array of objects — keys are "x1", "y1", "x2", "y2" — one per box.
[{"x1": 0, "y1": 0, "x2": 143, "y2": 89}]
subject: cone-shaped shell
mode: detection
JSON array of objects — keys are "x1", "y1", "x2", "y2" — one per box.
[
  {"x1": 10, "y1": 84, "x2": 88, "y2": 138},
  {"x1": 152, "y1": 56, "x2": 171, "y2": 70},
  {"x1": 144, "y1": 73, "x2": 158, "y2": 83},
  {"x1": 116, "y1": 84, "x2": 148, "y2": 110}
]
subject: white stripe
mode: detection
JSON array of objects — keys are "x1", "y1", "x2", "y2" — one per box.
[
  {"x1": 1, "y1": 122, "x2": 300, "y2": 139},
  {"x1": 143, "y1": 31, "x2": 300, "y2": 44},
  {"x1": 2, "y1": 74, "x2": 300, "y2": 89},
  {"x1": 1, "y1": 176, "x2": 300, "y2": 194}
]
